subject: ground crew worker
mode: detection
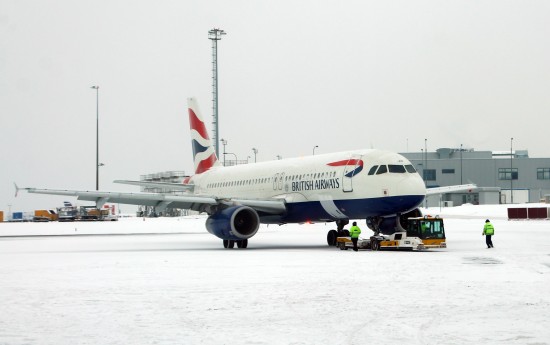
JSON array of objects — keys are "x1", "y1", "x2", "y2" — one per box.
[
  {"x1": 483, "y1": 219, "x2": 494, "y2": 248},
  {"x1": 421, "y1": 221, "x2": 430, "y2": 235},
  {"x1": 349, "y1": 222, "x2": 362, "y2": 252}
]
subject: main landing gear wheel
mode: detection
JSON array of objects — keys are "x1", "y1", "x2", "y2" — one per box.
[
  {"x1": 327, "y1": 219, "x2": 350, "y2": 246},
  {"x1": 223, "y1": 240, "x2": 235, "y2": 248},
  {"x1": 223, "y1": 239, "x2": 248, "y2": 248},
  {"x1": 327, "y1": 230, "x2": 338, "y2": 246}
]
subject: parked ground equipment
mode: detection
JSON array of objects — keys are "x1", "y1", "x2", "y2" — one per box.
[
  {"x1": 57, "y1": 205, "x2": 78, "y2": 221},
  {"x1": 79, "y1": 206, "x2": 102, "y2": 221},
  {"x1": 33, "y1": 209, "x2": 58, "y2": 222},
  {"x1": 100, "y1": 205, "x2": 118, "y2": 221}
]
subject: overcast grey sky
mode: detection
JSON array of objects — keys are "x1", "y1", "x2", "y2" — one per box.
[{"x1": 2, "y1": 0, "x2": 550, "y2": 213}]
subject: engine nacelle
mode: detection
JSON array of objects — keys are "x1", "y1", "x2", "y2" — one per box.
[
  {"x1": 205, "y1": 206, "x2": 260, "y2": 241},
  {"x1": 367, "y1": 208, "x2": 422, "y2": 234}
]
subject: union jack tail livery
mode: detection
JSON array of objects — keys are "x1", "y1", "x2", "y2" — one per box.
[{"x1": 188, "y1": 97, "x2": 220, "y2": 174}]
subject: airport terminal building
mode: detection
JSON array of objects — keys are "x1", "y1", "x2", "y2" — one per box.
[{"x1": 401, "y1": 148, "x2": 550, "y2": 207}]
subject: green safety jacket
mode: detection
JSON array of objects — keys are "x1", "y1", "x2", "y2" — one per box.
[
  {"x1": 483, "y1": 223, "x2": 495, "y2": 235},
  {"x1": 349, "y1": 225, "x2": 362, "y2": 239}
]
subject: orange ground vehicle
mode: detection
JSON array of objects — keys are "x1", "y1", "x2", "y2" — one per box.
[{"x1": 33, "y1": 210, "x2": 58, "y2": 222}]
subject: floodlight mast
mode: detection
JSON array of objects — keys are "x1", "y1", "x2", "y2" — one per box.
[
  {"x1": 510, "y1": 137, "x2": 514, "y2": 204},
  {"x1": 91, "y1": 85, "x2": 100, "y2": 190},
  {"x1": 208, "y1": 28, "x2": 226, "y2": 159}
]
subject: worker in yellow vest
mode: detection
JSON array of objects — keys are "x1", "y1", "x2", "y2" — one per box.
[
  {"x1": 483, "y1": 219, "x2": 494, "y2": 248},
  {"x1": 349, "y1": 221, "x2": 362, "y2": 252}
]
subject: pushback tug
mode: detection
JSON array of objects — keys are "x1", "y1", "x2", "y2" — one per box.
[{"x1": 336, "y1": 216, "x2": 446, "y2": 251}]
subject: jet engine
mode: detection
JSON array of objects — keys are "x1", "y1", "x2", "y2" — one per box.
[
  {"x1": 367, "y1": 208, "x2": 422, "y2": 234},
  {"x1": 205, "y1": 206, "x2": 260, "y2": 240}
]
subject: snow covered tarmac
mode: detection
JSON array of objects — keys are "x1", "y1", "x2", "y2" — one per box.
[{"x1": 1, "y1": 205, "x2": 549, "y2": 345}]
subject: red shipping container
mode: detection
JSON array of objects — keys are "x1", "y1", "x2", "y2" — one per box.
[{"x1": 508, "y1": 208, "x2": 528, "y2": 219}]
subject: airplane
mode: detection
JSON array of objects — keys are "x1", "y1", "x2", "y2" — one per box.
[{"x1": 20, "y1": 97, "x2": 475, "y2": 248}]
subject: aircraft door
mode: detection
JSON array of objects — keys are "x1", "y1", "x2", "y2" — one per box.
[
  {"x1": 273, "y1": 173, "x2": 285, "y2": 191},
  {"x1": 342, "y1": 154, "x2": 363, "y2": 192},
  {"x1": 273, "y1": 173, "x2": 279, "y2": 190}
]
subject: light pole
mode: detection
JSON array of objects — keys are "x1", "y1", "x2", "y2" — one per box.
[
  {"x1": 252, "y1": 148, "x2": 258, "y2": 163},
  {"x1": 420, "y1": 149, "x2": 425, "y2": 185},
  {"x1": 510, "y1": 137, "x2": 514, "y2": 204},
  {"x1": 460, "y1": 144, "x2": 463, "y2": 185},
  {"x1": 225, "y1": 152, "x2": 238, "y2": 166},
  {"x1": 221, "y1": 138, "x2": 227, "y2": 166},
  {"x1": 313, "y1": 145, "x2": 318, "y2": 155},
  {"x1": 91, "y1": 85, "x2": 99, "y2": 190},
  {"x1": 424, "y1": 138, "x2": 428, "y2": 179},
  {"x1": 208, "y1": 28, "x2": 226, "y2": 159}
]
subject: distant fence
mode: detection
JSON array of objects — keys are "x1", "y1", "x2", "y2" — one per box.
[{"x1": 508, "y1": 207, "x2": 549, "y2": 220}]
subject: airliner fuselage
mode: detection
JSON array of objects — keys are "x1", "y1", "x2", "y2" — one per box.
[{"x1": 191, "y1": 149, "x2": 426, "y2": 224}]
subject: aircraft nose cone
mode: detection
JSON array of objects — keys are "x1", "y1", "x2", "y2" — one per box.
[
  {"x1": 397, "y1": 174, "x2": 426, "y2": 207},
  {"x1": 411, "y1": 174, "x2": 427, "y2": 195}
]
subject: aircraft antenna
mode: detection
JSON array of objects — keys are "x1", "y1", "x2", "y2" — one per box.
[{"x1": 208, "y1": 28, "x2": 226, "y2": 159}]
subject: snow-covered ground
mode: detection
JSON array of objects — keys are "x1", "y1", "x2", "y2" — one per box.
[{"x1": 1, "y1": 204, "x2": 549, "y2": 345}]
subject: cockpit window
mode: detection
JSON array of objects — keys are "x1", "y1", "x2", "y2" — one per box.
[
  {"x1": 376, "y1": 165, "x2": 388, "y2": 175},
  {"x1": 368, "y1": 165, "x2": 378, "y2": 175},
  {"x1": 405, "y1": 164, "x2": 417, "y2": 173},
  {"x1": 388, "y1": 165, "x2": 406, "y2": 173}
]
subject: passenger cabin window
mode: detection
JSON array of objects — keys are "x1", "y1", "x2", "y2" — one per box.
[
  {"x1": 376, "y1": 165, "x2": 388, "y2": 175},
  {"x1": 368, "y1": 166, "x2": 378, "y2": 175},
  {"x1": 388, "y1": 165, "x2": 406, "y2": 173}
]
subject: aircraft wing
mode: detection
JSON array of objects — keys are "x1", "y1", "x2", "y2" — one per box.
[
  {"x1": 23, "y1": 187, "x2": 217, "y2": 211},
  {"x1": 20, "y1": 187, "x2": 286, "y2": 215},
  {"x1": 114, "y1": 179, "x2": 195, "y2": 192},
  {"x1": 425, "y1": 184, "x2": 477, "y2": 196}
]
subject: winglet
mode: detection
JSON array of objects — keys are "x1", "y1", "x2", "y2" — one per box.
[
  {"x1": 14, "y1": 183, "x2": 34, "y2": 197},
  {"x1": 188, "y1": 97, "x2": 220, "y2": 174}
]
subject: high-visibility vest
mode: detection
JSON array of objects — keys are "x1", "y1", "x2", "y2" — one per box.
[
  {"x1": 484, "y1": 223, "x2": 495, "y2": 235},
  {"x1": 350, "y1": 225, "x2": 361, "y2": 238}
]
